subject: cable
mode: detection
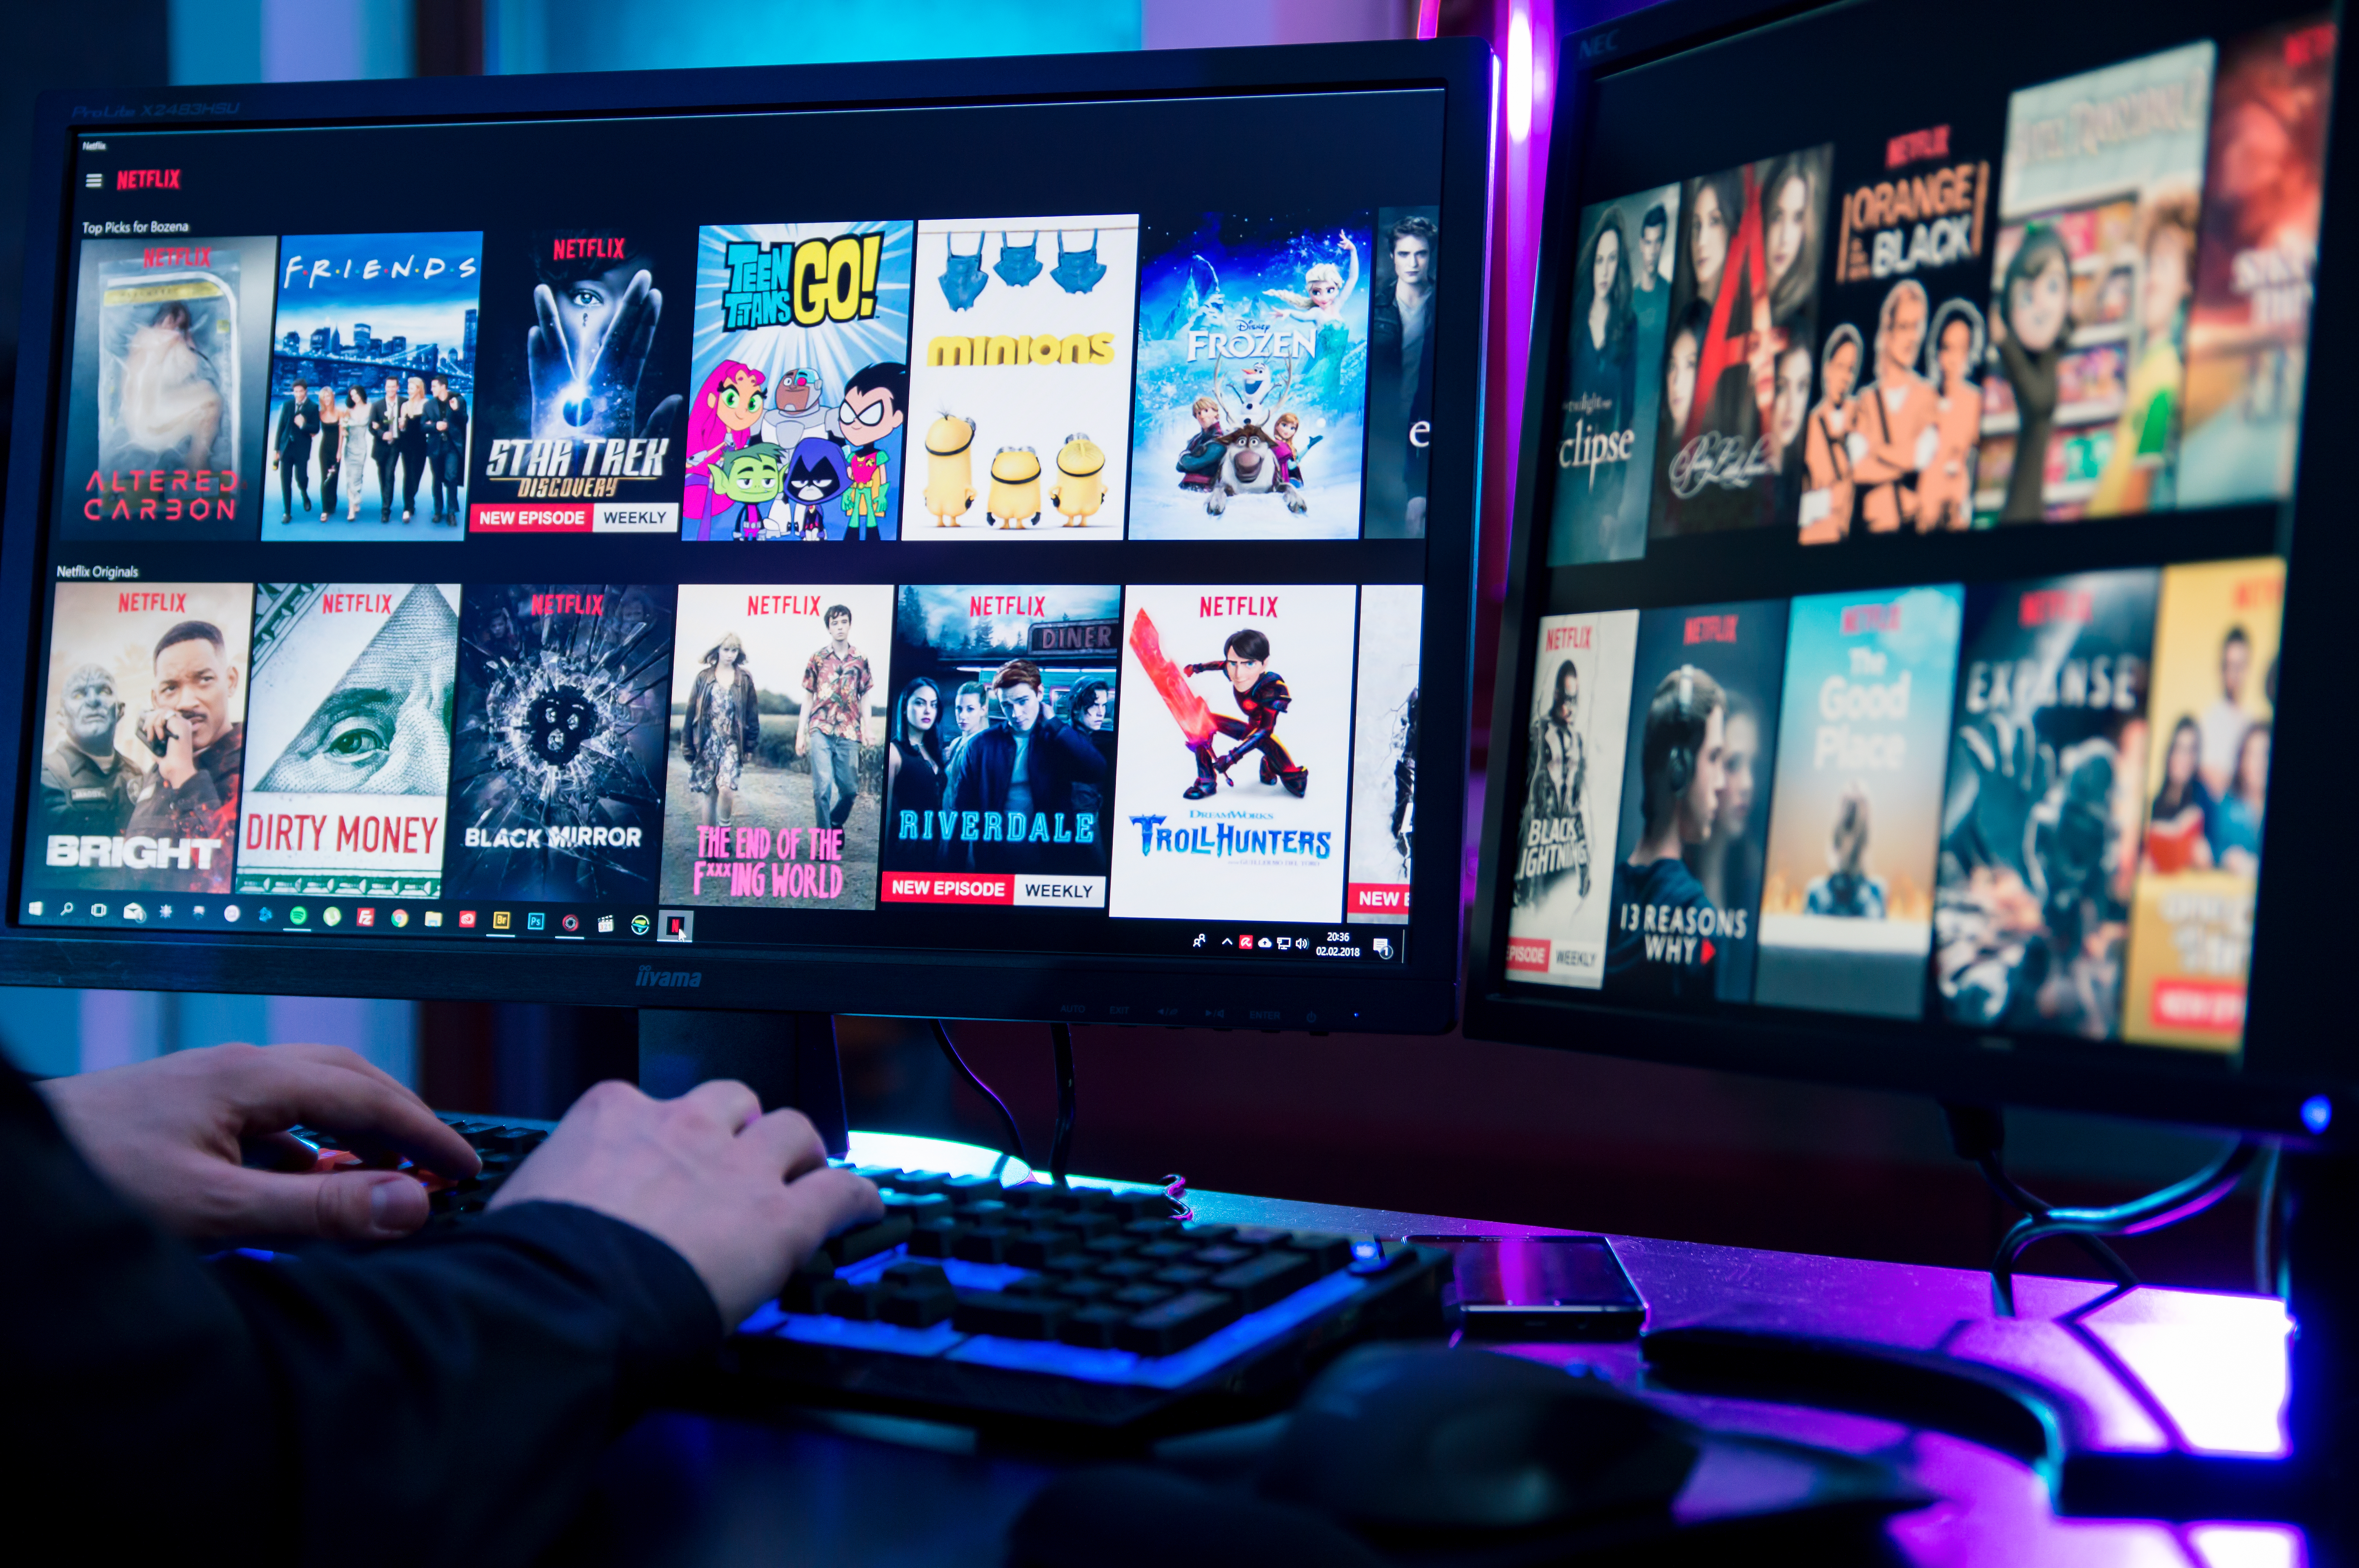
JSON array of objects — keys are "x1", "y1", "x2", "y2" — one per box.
[
  {"x1": 932, "y1": 1020, "x2": 1028, "y2": 1171},
  {"x1": 1990, "y1": 1138, "x2": 2262, "y2": 1317},
  {"x1": 2253, "y1": 1142, "x2": 2283, "y2": 1298},
  {"x1": 1049, "y1": 1022, "x2": 1077, "y2": 1189},
  {"x1": 1942, "y1": 1103, "x2": 2137, "y2": 1295}
]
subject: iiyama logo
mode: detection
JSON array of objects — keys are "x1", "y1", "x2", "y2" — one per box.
[{"x1": 635, "y1": 965, "x2": 703, "y2": 989}]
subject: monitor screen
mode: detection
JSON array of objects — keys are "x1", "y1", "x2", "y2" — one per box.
[
  {"x1": 0, "y1": 45, "x2": 1490, "y2": 1033},
  {"x1": 1469, "y1": 0, "x2": 2346, "y2": 1129}
]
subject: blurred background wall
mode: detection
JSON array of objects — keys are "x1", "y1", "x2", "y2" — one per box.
[{"x1": 0, "y1": 0, "x2": 2263, "y2": 1292}]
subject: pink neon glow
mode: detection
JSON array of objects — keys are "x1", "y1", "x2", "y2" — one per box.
[
  {"x1": 2079, "y1": 1290, "x2": 2292, "y2": 1456},
  {"x1": 1506, "y1": 6, "x2": 1534, "y2": 142},
  {"x1": 1416, "y1": 0, "x2": 1439, "y2": 40},
  {"x1": 2189, "y1": 1523, "x2": 2306, "y2": 1568}
]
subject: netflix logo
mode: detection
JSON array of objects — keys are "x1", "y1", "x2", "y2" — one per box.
[
  {"x1": 1841, "y1": 601, "x2": 1903, "y2": 635},
  {"x1": 1684, "y1": 614, "x2": 1737, "y2": 645},
  {"x1": 118, "y1": 591, "x2": 186, "y2": 613},
  {"x1": 552, "y1": 235, "x2": 628, "y2": 261},
  {"x1": 529, "y1": 593, "x2": 605, "y2": 616},
  {"x1": 2018, "y1": 589, "x2": 2094, "y2": 627},
  {"x1": 1543, "y1": 623, "x2": 1592, "y2": 651},
  {"x1": 144, "y1": 245, "x2": 211, "y2": 269},
  {"x1": 116, "y1": 169, "x2": 182, "y2": 190},
  {"x1": 970, "y1": 594, "x2": 1046, "y2": 617},
  {"x1": 1885, "y1": 125, "x2": 1950, "y2": 169},
  {"x1": 746, "y1": 594, "x2": 821, "y2": 616}
]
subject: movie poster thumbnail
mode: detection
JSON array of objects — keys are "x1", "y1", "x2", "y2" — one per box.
[
  {"x1": 468, "y1": 227, "x2": 691, "y2": 538},
  {"x1": 236, "y1": 584, "x2": 462, "y2": 898},
  {"x1": 264, "y1": 232, "x2": 482, "y2": 540},
  {"x1": 901, "y1": 216, "x2": 1139, "y2": 540},
  {"x1": 882, "y1": 584, "x2": 1121, "y2": 907},
  {"x1": 1551, "y1": 187, "x2": 1676, "y2": 566},
  {"x1": 1607, "y1": 599, "x2": 1789, "y2": 1003},
  {"x1": 1755, "y1": 585, "x2": 1964, "y2": 1018},
  {"x1": 1804, "y1": 124, "x2": 1994, "y2": 543},
  {"x1": 686, "y1": 221, "x2": 913, "y2": 542},
  {"x1": 1504, "y1": 611, "x2": 1640, "y2": 989},
  {"x1": 1650, "y1": 147, "x2": 1833, "y2": 541},
  {"x1": 1345, "y1": 584, "x2": 1422, "y2": 925},
  {"x1": 32, "y1": 581, "x2": 254, "y2": 897},
  {"x1": 2177, "y1": 18, "x2": 2335, "y2": 508},
  {"x1": 2123, "y1": 558, "x2": 2282, "y2": 1050},
  {"x1": 444, "y1": 584, "x2": 674, "y2": 902},
  {"x1": 1935, "y1": 569, "x2": 2160, "y2": 1038},
  {"x1": 57, "y1": 236, "x2": 276, "y2": 541},
  {"x1": 1109, "y1": 584, "x2": 1356, "y2": 924},
  {"x1": 1128, "y1": 209, "x2": 1373, "y2": 541},
  {"x1": 659, "y1": 584, "x2": 891, "y2": 912},
  {"x1": 1985, "y1": 44, "x2": 2214, "y2": 523},
  {"x1": 1367, "y1": 206, "x2": 1441, "y2": 541}
]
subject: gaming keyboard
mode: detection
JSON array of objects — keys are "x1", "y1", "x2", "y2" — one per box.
[{"x1": 323, "y1": 1117, "x2": 1450, "y2": 1434}]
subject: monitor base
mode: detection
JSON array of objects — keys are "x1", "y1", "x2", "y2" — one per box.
[{"x1": 637, "y1": 1009, "x2": 851, "y2": 1158}]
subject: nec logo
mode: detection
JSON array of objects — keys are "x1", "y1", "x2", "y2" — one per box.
[
  {"x1": 1578, "y1": 29, "x2": 1619, "y2": 59},
  {"x1": 634, "y1": 965, "x2": 703, "y2": 989},
  {"x1": 117, "y1": 169, "x2": 182, "y2": 190}
]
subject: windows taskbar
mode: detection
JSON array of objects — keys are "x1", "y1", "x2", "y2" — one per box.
[{"x1": 15, "y1": 894, "x2": 1412, "y2": 965}]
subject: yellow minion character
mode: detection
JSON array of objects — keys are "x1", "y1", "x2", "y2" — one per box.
[
  {"x1": 922, "y1": 414, "x2": 976, "y2": 526},
  {"x1": 987, "y1": 445, "x2": 1043, "y2": 528},
  {"x1": 1049, "y1": 433, "x2": 1108, "y2": 527}
]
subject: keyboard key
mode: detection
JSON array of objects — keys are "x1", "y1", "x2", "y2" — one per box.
[
  {"x1": 1053, "y1": 1276, "x2": 1119, "y2": 1303},
  {"x1": 1151, "y1": 1265, "x2": 1212, "y2": 1289},
  {"x1": 1208, "y1": 1249, "x2": 1315, "y2": 1310},
  {"x1": 953, "y1": 1198, "x2": 1010, "y2": 1223},
  {"x1": 823, "y1": 1213, "x2": 913, "y2": 1266},
  {"x1": 879, "y1": 1260, "x2": 948, "y2": 1289},
  {"x1": 1048, "y1": 1210, "x2": 1119, "y2": 1241},
  {"x1": 818, "y1": 1282, "x2": 881, "y2": 1321},
  {"x1": 779, "y1": 1258, "x2": 836, "y2": 1313},
  {"x1": 1057, "y1": 1306, "x2": 1132, "y2": 1349},
  {"x1": 1083, "y1": 1235, "x2": 1137, "y2": 1259},
  {"x1": 1289, "y1": 1232, "x2": 1354, "y2": 1274},
  {"x1": 953, "y1": 1290, "x2": 1073, "y2": 1340},
  {"x1": 847, "y1": 1165, "x2": 901, "y2": 1185},
  {"x1": 1125, "y1": 1217, "x2": 1184, "y2": 1239},
  {"x1": 952, "y1": 1225, "x2": 1015, "y2": 1264},
  {"x1": 879, "y1": 1289, "x2": 956, "y2": 1328},
  {"x1": 1135, "y1": 1241, "x2": 1196, "y2": 1263},
  {"x1": 1193, "y1": 1244, "x2": 1256, "y2": 1268},
  {"x1": 1095, "y1": 1258, "x2": 1157, "y2": 1284},
  {"x1": 944, "y1": 1174, "x2": 1001, "y2": 1198},
  {"x1": 1109, "y1": 1285, "x2": 1171, "y2": 1309},
  {"x1": 886, "y1": 1170, "x2": 951, "y2": 1193},
  {"x1": 1231, "y1": 1226, "x2": 1294, "y2": 1248},
  {"x1": 1103, "y1": 1191, "x2": 1170, "y2": 1223},
  {"x1": 906, "y1": 1220, "x2": 965, "y2": 1258},
  {"x1": 1114, "y1": 1291, "x2": 1241, "y2": 1356},
  {"x1": 1040, "y1": 1251, "x2": 1099, "y2": 1276},
  {"x1": 882, "y1": 1191, "x2": 953, "y2": 1222},
  {"x1": 1180, "y1": 1224, "x2": 1236, "y2": 1245},
  {"x1": 1005, "y1": 1230, "x2": 1074, "y2": 1269},
  {"x1": 1045, "y1": 1186, "x2": 1114, "y2": 1214}
]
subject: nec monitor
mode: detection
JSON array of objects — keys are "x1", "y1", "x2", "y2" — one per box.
[
  {"x1": 1467, "y1": 0, "x2": 2351, "y2": 1136},
  {"x1": 0, "y1": 41, "x2": 1494, "y2": 1034}
]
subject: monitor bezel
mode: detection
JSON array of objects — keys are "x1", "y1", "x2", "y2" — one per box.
[
  {"x1": 0, "y1": 39, "x2": 1495, "y2": 1034},
  {"x1": 1463, "y1": 0, "x2": 2354, "y2": 1140}
]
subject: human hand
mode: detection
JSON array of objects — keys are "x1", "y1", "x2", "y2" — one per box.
[
  {"x1": 37, "y1": 1042, "x2": 480, "y2": 1242},
  {"x1": 795, "y1": 722, "x2": 811, "y2": 758},
  {"x1": 489, "y1": 1080, "x2": 880, "y2": 1326},
  {"x1": 529, "y1": 270, "x2": 661, "y2": 441}
]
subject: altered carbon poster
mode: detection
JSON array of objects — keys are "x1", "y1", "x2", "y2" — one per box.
[
  {"x1": 445, "y1": 584, "x2": 675, "y2": 902},
  {"x1": 469, "y1": 227, "x2": 691, "y2": 537}
]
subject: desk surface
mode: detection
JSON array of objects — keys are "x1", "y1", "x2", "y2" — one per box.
[{"x1": 556, "y1": 1134, "x2": 2302, "y2": 1568}]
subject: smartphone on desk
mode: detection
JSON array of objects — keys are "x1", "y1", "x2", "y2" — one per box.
[{"x1": 1409, "y1": 1234, "x2": 1647, "y2": 1342}]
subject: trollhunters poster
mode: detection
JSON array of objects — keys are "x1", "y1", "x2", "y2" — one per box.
[
  {"x1": 264, "y1": 232, "x2": 482, "y2": 540},
  {"x1": 1367, "y1": 206, "x2": 1440, "y2": 541},
  {"x1": 1650, "y1": 148, "x2": 1832, "y2": 541},
  {"x1": 1988, "y1": 44, "x2": 2213, "y2": 522},
  {"x1": 1606, "y1": 599, "x2": 1789, "y2": 1004},
  {"x1": 1935, "y1": 569, "x2": 2160, "y2": 1039},
  {"x1": 444, "y1": 583, "x2": 675, "y2": 902},
  {"x1": 2177, "y1": 18, "x2": 2335, "y2": 507},
  {"x1": 1345, "y1": 584, "x2": 1422, "y2": 924},
  {"x1": 1127, "y1": 209, "x2": 1372, "y2": 541},
  {"x1": 1754, "y1": 585, "x2": 1963, "y2": 1018},
  {"x1": 468, "y1": 227, "x2": 689, "y2": 537},
  {"x1": 1504, "y1": 610, "x2": 1639, "y2": 990},
  {"x1": 658, "y1": 583, "x2": 892, "y2": 912},
  {"x1": 1551, "y1": 188, "x2": 1676, "y2": 566},
  {"x1": 57, "y1": 235, "x2": 276, "y2": 541},
  {"x1": 901, "y1": 215, "x2": 1138, "y2": 540},
  {"x1": 686, "y1": 221, "x2": 913, "y2": 541},
  {"x1": 882, "y1": 584, "x2": 1121, "y2": 908},
  {"x1": 29, "y1": 581, "x2": 255, "y2": 900},
  {"x1": 1805, "y1": 121, "x2": 1995, "y2": 542},
  {"x1": 236, "y1": 584, "x2": 462, "y2": 898},
  {"x1": 1108, "y1": 584, "x2": 1356, "y2": 924}
]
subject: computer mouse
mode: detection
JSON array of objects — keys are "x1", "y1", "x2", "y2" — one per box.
[{"x1": 1258, "y1": 1343, "x2": 1698, "y2": 1530}]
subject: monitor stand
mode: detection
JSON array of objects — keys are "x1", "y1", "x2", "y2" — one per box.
[{"x1": 636, "y1": 1010, "x2": 851, "y2": 1159}]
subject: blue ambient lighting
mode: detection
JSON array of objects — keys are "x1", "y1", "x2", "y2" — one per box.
[{"x1": 2299, "y1": 1096, "x2": 2332, "y2": 1135}]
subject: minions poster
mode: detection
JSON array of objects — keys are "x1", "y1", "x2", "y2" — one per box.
[
  {"x1": 1127, "y1": 209, "x2": 1372, "y2": 541},
  {"x1": 686, "y1": 221, "x2": 914, "y2": 542},
  {"x1": 901, "y1": 216, "x2": 1139, "y2": 541}
]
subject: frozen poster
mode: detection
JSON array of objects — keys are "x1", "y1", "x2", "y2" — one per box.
[
  {"x1": 57, "y1": 236, "x2": 276, "y2": 541},
  {"x1": 1128, "y1": 209, "x2": 1372, "y2": 540},
  {"x1": 1109, "y1": 584, "x2": 1356, "y2": 922},
  {"x1": 687, "y1": 221, "x2": 913, "y2": 541},
  {"x1": 901, "y1": 216, "x2": 1139, "y2": 539}
]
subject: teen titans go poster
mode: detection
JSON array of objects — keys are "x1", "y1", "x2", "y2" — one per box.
[
  {"x1": 686, "y1": 221, "x2": 913, "y2": 543},
  {"x1": 1127, "y1": 209, "x2": 1372, "y2": 541}
]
